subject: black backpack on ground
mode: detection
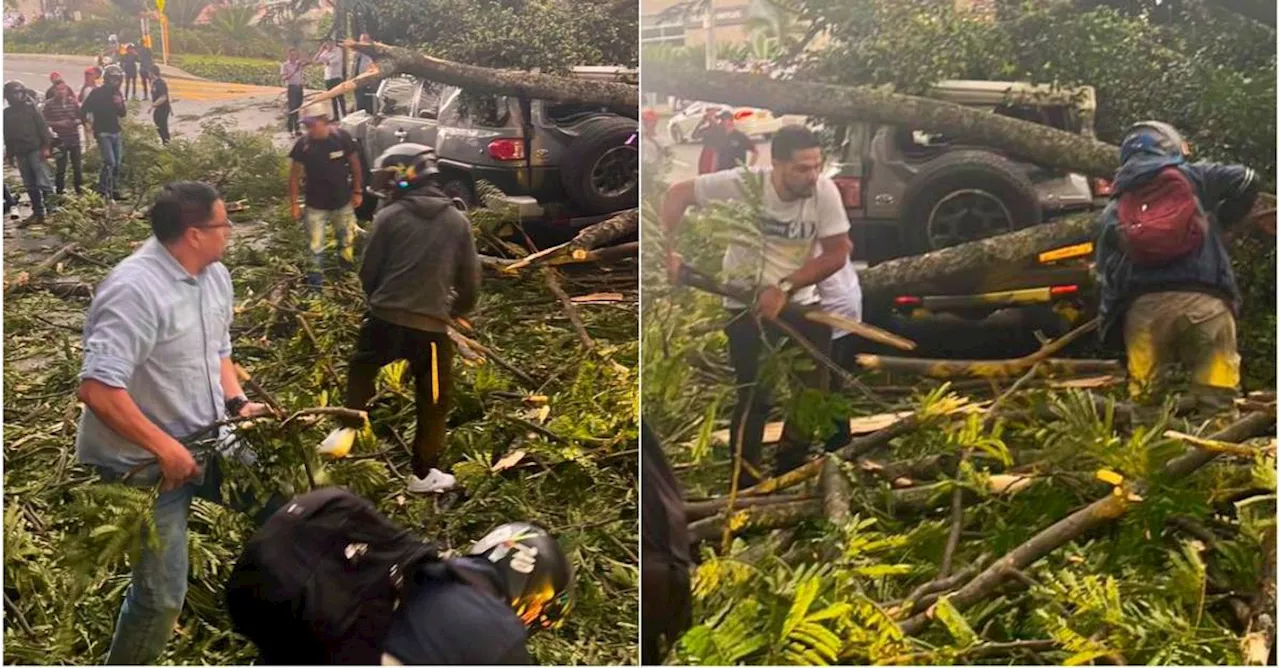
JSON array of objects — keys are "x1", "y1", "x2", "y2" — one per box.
[{"x1": 226, "y1": 486, "x2": 441, "y2": 665}]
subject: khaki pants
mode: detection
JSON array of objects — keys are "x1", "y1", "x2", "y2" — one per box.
[{"x1": 1123, "y1": 291, "x2": 1240, "y2": 410}]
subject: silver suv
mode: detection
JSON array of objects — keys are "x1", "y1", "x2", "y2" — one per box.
[
  {"x1": 825, "y1": 80, "x2": 1111, "y2": 264},
  {"x1": 340, "y1": 67, "x2": 638, "y2": 222}
]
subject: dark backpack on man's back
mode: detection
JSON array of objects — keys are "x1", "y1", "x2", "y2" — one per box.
[
  {"x1": 1115, "y1": 166, "x2": 1209, "y2": 267},
  {"x1": 226, "y1": 486, "x2": 440, "y2": 665}
]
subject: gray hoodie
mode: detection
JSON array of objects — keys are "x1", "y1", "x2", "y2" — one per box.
[{"x1": 360, "y1": 189, "x2": 481, "y2": 332}]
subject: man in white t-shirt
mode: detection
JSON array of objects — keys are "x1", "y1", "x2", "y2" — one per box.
[
  {"x1": 314, "y1": 39, "x2": 346, "y2": 121},
  {"x1": 661, "y1": 125, "x2": 853, "y2": 486},
  {"x1": 817, "y1": 256, "x2": 862, "y2": 450}
]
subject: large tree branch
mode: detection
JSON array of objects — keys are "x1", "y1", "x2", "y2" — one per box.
[
  {"x1": 898, "y1": 409, "x2": 1276, "y2": 636},
  {"x1": 303, "y1": 41, "x2": 638, "y2": 113}
]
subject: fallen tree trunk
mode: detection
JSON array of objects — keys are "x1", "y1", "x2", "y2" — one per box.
[
  {"x1": 644, "y1": 66, "x2": 1121, "y2": 179},
  {"x1": 303, "y1": 42, "x2": 637, "y2": 113},
  {"x1": 858, "y1": 213, "x2": 1095, "y2": 299},
  {"x1": 898, "y1": 409, "x2": 1276, "y2": 636}
]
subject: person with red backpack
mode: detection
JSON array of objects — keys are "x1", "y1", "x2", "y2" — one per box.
[{"x1": 1095, "y1": 121, "x2": 1260, "y2": 412}]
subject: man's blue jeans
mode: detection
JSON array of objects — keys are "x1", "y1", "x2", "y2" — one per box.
[
  {"x1": 97, "y1": 456, "x2": 283, "y2": 665},
  {"x1": 14, "y1": 149, "x2": 52, "y2": 217},
  {"x1": 96, "y1": 132, "x2": 123, "y2": 197}
]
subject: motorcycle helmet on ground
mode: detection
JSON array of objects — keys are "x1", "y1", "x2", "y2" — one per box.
[
  {"x1": 468, "y1": 522, "x2": 575, "y2": 631},
  {"x1": 371, "y1": 142, "x2": 440, "y2": 197}
]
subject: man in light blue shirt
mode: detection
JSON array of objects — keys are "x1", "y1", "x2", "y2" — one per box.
[{"x1": 75, "y1": 181, "x2": 272, "y2": 664}]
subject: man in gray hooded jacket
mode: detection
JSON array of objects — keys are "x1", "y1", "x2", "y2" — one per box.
[{"x1": 344, "y1": 142, "x2": 481, "y2": 494}]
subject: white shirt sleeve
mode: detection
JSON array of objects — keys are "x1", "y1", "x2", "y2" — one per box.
[
  {"x1": 693, "y1": 169, "x2": 747, "y2": 206},
  {"x1": 814, "y1": 177, "x2": 851, "y2": 238}
]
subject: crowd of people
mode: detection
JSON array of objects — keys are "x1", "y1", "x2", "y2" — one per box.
[
  {"x1": 280, "y1": 32, "x2": 377, "y2": 137},
  {"x1": 3, "y1": 33, "x2": 171, "y2": 224}
]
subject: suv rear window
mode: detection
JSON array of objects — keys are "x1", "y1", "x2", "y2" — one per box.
[
  {"x1": 545, "y1": 103, "x2": 611, "y2": 124},
  {"x1": 378, "y1": 77, "x2": 415, "y2": 117},
  {"x1": 993, "y1": 103, "x2": 1081, "y2": 133},
  {"x1": 439, "y1": 88, "x2": 511, "y2": 128}
]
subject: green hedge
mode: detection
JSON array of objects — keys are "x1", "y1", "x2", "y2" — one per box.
[{"x1": 172, "y1": 55, "x2": 327, "y2": 90}]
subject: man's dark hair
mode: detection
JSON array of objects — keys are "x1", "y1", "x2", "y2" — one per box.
[
  {"x1": 151, "y1": 64, "x2": 162, "y2": 77},
  {"x1": 770, "y1": 125, "x2": 822, "y2": 162},
  {"x1": 151, "y1": 181, "x2": 221, "y2": 243}
]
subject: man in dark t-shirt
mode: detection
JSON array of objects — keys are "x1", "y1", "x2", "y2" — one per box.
[
  {"x1": 147, "y1": 66, "x2": 172, "y2": 144},
  {"x1": 712, "y1": 110, "x2": 758, "y2": 172},
  {"x1": 287, "y1": 105, "x2": 363, "y2": 287}
]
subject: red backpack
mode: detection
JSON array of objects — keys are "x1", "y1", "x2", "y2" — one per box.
[{"x1": 1115, "y1": 166, "x2": 1208, "y2": 266}]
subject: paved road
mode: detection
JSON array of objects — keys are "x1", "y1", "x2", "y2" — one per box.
[{"x1": 3, "y1": 54, "x2": 323, "y2": 149}]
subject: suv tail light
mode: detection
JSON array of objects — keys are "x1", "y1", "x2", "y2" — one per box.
[
  {"x1": 893, "y1": 296, "x2": 921, "y2": 307},
  {"x1": 1050, "y1": 284, "x2": 1080, "y2": 297},
  {"x1": 487, "y1": 138, "x2": 525, "y2": 161},
  {"x1": 831, "y1": 176, "x2": 863, "y2": 213},
  {"x1": 1091, "y1": 178, "x2": 1114, "y2": 197}
]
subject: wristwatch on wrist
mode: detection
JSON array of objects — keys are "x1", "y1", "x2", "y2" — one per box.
[
  {"x1": 225, "y1": 394, "x2": 249, "y2": 416},
  {"x1": 777, "y1": 278, "x2": 796, "y2": 296}
]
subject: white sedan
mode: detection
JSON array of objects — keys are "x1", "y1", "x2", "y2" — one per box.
[{"x1": 665, "y1": 101, "x2": 806, "y2": 144}]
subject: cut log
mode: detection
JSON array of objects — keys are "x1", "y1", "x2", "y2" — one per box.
[
  {"x1": 898, "y1": 409, "x2": 1276, "y2": 636},
  {"x1": 303, "y1": 41, "x2": 637, "y2": 113},
  {"x1": 567, "y1": 210, "x2": 639, "y2": 259},
  {"x1": 548, "y1": 241, "x2": 639, "y2": 266}
]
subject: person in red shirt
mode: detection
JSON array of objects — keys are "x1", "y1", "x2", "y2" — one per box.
[{"x1": 42, "y1": 80, "x2": 84, "y2": 195}]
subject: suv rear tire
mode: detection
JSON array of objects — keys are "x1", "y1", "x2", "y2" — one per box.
[
  {"x1": 900, "y1": 151, "x2": 1041, "y2": 255},
  {"x1": 561, "y1": 116, "x2": 639, "y2": 215}
]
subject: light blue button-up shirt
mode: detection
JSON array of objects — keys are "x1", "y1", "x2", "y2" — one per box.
[{"x1": 76, "y1": 237, "x2": 235, "y2": 472}]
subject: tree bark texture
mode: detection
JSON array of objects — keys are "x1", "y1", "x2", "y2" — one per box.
[{"x1": 857, "y1": 212, "x2": 1096, "y2": 299}]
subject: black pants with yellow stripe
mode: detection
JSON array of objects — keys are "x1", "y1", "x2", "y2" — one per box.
[{"x1": 343, "y1": 314, "x2": 453, "y2": 478}]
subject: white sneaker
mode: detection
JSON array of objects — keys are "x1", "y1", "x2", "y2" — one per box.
[{"x1": 407, "y1": 468, "x2": 457, "y2": 494}]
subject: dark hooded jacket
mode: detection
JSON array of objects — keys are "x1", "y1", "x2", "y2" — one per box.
[
  {"x1": 359, "y1": 184, "x2": 481, "y2": 332},
  {"x1": 1095, "y1": 146, "x2": 1259, "y2": 344}
]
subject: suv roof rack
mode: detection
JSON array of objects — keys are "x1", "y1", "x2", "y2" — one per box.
[
  {"x1": 929, "y1": 80, "x2": 1096, "y2": 112},
  {"x1": 569, "y1": 65, "x2": 638, "y2": 83}
]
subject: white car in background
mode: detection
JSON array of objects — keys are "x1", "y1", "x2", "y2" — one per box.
[{"x1": 665, "y1": 101, "x2": 806, "y2": 144}]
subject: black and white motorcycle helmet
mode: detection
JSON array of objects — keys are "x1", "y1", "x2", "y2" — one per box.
[
  {"x1": 468, "y1": 522, "x2": 575, "y2": 631},
  {"x1": 371, "y1": 142, "x2": 440, "y2": 196}
]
